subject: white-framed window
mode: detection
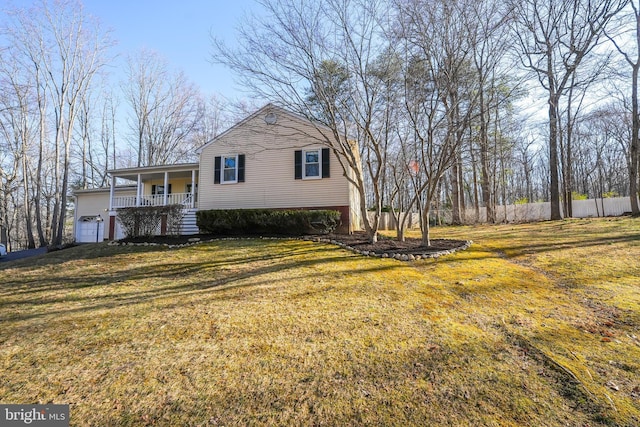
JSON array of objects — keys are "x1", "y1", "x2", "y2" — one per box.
[
  {"x1": 215, "y1": 154, "x2": 245, "y2": 184},
  {"x1": 222, "y1": 155, "x2": 238, "y2": 184},
  {"x1": 303, "y1": 149, "x2": 321, "y2": 179}
]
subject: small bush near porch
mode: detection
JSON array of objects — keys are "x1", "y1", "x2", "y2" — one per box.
[
  {"x1": 196, "y1": 208, "x2": 341, "y2": 236},
  {"x1": 117, "y1": 205, "x2": 183, "y2": 237}
]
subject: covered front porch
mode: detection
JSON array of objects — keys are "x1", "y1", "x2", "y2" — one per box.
[{"x1": 108, "y1": 163, "x2": 200, "y2": 210}]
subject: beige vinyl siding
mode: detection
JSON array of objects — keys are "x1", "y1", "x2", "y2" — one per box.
[
  {"x1": 199, "y1": 111, "x2": 352, "y2": 211},
  {"x1": 75, "y1": 189, "x2": 135, "y2": 218}
]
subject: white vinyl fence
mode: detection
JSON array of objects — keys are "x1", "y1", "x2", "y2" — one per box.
[{"x1": 371, "y1": 197, "x2": 636, "y2": 230}]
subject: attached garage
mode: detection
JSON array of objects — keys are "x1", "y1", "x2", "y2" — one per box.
[{"x1": 73, "y1": 186, "x2": 136, "y2": 243}]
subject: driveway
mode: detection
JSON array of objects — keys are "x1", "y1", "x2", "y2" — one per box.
[{"x1": 0, "y1": 247, "x2": 48, "y2": 263}]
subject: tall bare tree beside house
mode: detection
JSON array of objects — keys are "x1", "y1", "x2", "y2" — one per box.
[
  {"x1": 76, "y1": 87, "x2": 114, "y2": 189},
  {"x1": 393, "y1": 0, "x2": 482, "y2": 245},
  {"x1": 124, "y1": 49, "x2": 203, "y2": 167},
  {"x1": 43, "y1": 1, "x2": 111, "y2": 246},
  {"x1": 4, "y1": 0, "x2": 112, "y2": 246},
  {"x1": 212, "y1": 0, "x2": 394, "y2": 243},
  {"x1": 99, "y1": 91, "x2": 119, "y2": 186},
  {"x1": 78, "y1": 95, "x2": 92, "y2": 189},
  {"x1": 512, "y1": 0, "x2": 627, "y2": 220},
  {"x1": 125, "y1": 49, "x2": 167, "y2": 167},
  {"x1": 13, "y1": 11, "x2": 53, "y2": 247},
  {"x1": 0, "y1": 47, "x2": 39, "y2": 248}
]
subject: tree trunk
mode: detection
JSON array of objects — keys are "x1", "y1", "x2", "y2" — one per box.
[
  {"x1": 34, "y1": 98, "x2": 48, "y2": 247},
  {"x1": 469, "y1": 140, "x2": 480, "y2": 223},
  {"x1": 549, "y1": 93, "x2": 563, "y2": 220},
  {"x1": 50, "y1": 119, "x2": 61, "y2": 243},
  {"x1": 479, "y1": 89, "x2": 495, "y2": 223},
  {"x1": 630, "y1": 62, "x2": 640, "y2": 214},
  {"x1": 21, "y1": 156, "x2": 36, "y2": 249},
  {"x1": 457, "y1": 153, "x2": 466, "y2": 222},
  {"x1": 53, "y1": 137, "x2": 72, "y2": 247},
  {"x1": 396, "y1": 215, "x2": 405, "y2": 242},
  {"x1": 421, "y1": 201, "x2": 431, "y2": 246},
  {"x1": 451, "y1": 154, "x2": 461, "y2": 225}
]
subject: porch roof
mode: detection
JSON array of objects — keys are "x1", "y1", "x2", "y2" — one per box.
[
  {"x1": 74, "y1": 185, "x2": 137, "y2": 195},
  {"x1": 108, "y1": 163, "x2": 199, "y2": 182}
]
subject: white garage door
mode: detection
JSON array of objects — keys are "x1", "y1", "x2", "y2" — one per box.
[{"x1": 76, "y1": 216, "x2": 104, "y2": 243}]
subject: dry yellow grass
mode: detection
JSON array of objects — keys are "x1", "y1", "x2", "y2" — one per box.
[{"x1": 0, "y1": 217, "x2": 639, "y2": 426}]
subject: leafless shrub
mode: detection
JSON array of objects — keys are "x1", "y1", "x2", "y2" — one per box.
[{"x1": 116, "y1": 205, "x2": 184, "y2": 238}]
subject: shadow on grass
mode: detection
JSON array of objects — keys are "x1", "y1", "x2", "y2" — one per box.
[
  {"x1": 0, "y1": 241, "x2": 346, "y2": 297},
  {"x1": 0, "y1": 241, "x2": 402, "y2": 324},
  {"x1": 425, "y1": 232, "x2": 640, "y2": 268},
  {"x1": 496, "y1": 233, "x2": 639, "y2": 256},
  {"x1": 0, "y1": 242, "x2": 167, "y2": 273}
]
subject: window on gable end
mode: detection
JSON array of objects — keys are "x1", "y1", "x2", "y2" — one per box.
[
  {"x1": 215, "y1": 154, "x2": 245, "y2": 184},
  {"x1": 223, "y1": 155, "x2": 237, "y2": 183},
  {"x1": 295, "y1": 148, "x2": 330, "y2": 179}
]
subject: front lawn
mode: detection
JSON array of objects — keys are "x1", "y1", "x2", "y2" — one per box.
[{"x1": 1, "y1": 217, "x2": 638, "y2": 426}]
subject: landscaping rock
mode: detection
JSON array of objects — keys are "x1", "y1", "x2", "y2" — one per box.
[{"x1": 112, "y1": 232, "x2": 472, "y2": 262}]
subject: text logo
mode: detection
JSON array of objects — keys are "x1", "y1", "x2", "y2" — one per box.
[{"x1": 1, "y1": 405, "x2": 69, "y2": 426}]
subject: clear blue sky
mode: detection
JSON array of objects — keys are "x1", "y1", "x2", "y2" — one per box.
[{"x1": 82, "y1": 0, "x2": 256, "y2": 100}]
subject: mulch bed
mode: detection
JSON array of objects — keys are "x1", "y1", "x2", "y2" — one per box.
[
  {"x1": 321, "y1": 232, "x2": 469, "y2": 256},
  {"x1": 118, "y1": 231, "x2": 470, "y2": 258}
]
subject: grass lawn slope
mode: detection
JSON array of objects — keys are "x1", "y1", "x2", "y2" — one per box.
[{"x1": 1, "y1": 217, "x2": 639, "y2": 426}]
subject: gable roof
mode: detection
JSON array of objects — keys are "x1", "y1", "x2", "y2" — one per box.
[{"x1": 195, "y1": 103, "x2": 337, "y2": 154}]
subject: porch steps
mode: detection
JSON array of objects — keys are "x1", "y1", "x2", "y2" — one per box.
[{"x1": 180, "y1": 209, "x2": 200, "y2": 235}]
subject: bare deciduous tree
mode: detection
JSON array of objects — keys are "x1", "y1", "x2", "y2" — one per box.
[
  {"x1": 607, "y1": 1, "x2": 640, "y2": 214},
  {"x1": 393, "y1": 0, "x2": 483, "y2": 244},
  {"x1": 512, "y1": 0, "x2": 627, "y2": 220},
  {"x1": 124, "y1": 49, "x2": 204, "y2": 167},
  {"x1": 469, "y1": 0, "x2": 515, "y2": 223},
  {"x1": 212, "y1": 0, "x2": 395, "y2": 243},
  {"x1": 2, "y1": 0, "x2": 112, "y2": 247}
]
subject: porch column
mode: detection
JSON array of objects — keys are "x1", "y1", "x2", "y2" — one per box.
[
  {"x1": 109, "y1": 175, "x2": 115, "y2": 211},
  {"x1": 191, "y1": 169, "x2": 196, "y2": 208},
  {"x1": 163, "y1": 171, "x2": 169, "y2": 205},
  {"x1": 136, "y1": 174, "x2": 142, "y2": 206}
]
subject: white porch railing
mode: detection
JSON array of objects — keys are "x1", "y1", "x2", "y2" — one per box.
[{"x1": 112, "y1": 192, "x2": 196, "y2": 209}]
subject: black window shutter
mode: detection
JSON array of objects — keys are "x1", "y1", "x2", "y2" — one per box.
[
  {"x1": 152, "y1": 185, "x2": 157, "y2": 195},
  {"x1": 294, "y1": 150, "x2": 302, "y2": 180},
  {"x1": 214, "y1": 156, "x2": 221, "y2": 184},
  {"x1": 238, "y1": 154, "x2": 245, "y2": 182},
  {"x1": 322, "y1": 148, "x2": 330, "y2": 178},
  {"x1": 167, "y1": 183, "x2": 172, "y2": 194}
]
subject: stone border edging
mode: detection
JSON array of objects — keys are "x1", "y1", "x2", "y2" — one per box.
[
  {"x1": 301, "y1": 237, "x2": 473, "y2": 261},
  {"x1": 108, "y1": 236, "x2": 473, "y2": 261}
]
